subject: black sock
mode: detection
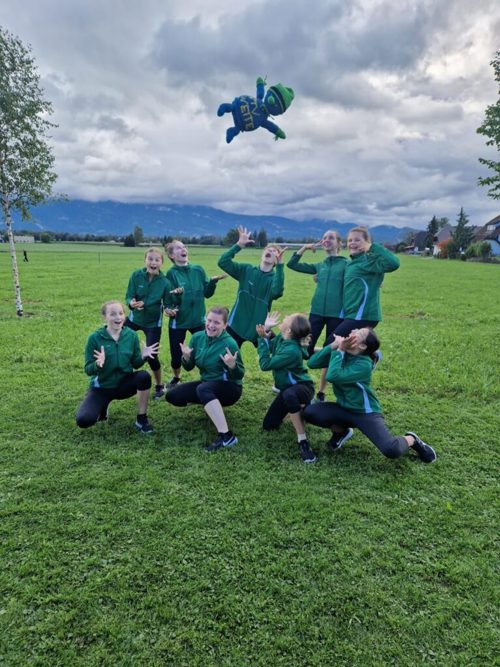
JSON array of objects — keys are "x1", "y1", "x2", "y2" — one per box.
[{"x1": 137, "y1": 413, "x2": 147, "y2": 423}]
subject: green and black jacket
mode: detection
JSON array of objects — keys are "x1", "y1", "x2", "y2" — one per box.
[
  {"x1": 182, "y1": 330, "x2": 245, "y2": 385},
  {"x1": 308, "y1": 346, "x2": 381, "y2": 414},
  {"x1": 84, "y1": 326, "x2": 145, "y2": 389},
  {"x1": 125, "y1": 268, "x2": 178, "y2": 328},
  {"x1": 258, "y1": 334, "x2": 313, "y2": 391},
  {"x1": 287, "y1": 252, "x2": 346, "y2": 317},
  {"x1": 218, "y1": 245, "x2": 284, "y2": 343},
  {"x1": 166, "y1": 264, "x2": 218, "y2": 330},
  {"x1": 343, "y1": 243, "x2": 400, "y2": 322}
]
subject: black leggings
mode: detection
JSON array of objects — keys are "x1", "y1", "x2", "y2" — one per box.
[
  {"x1": 226, "y1": 326, "x2": 258, "y2": 350},
  {"x1": 168, "y1": 326, "x2": 204, "y2": 369},
  {"x1": 327, "y1": 318, "x2": 378, "y2": 341},
  {"x1": 125, "y1": 319, "x2": 162, "y2": 371},
  {"x1": 76, "y1": 371, "x2": 152, "y2": 428},
  {"x1": 166, "y1": 380, "x2": 242, "y2": 407},
  {"x1": 308, "y1": 314, "x2": 343, "y2": 356},
  {"x1": 303, "y1": 402, "x2": 408, "y2": 459},
  {"x1": 263, "y1": 382, "x2": 314, "y2": 431}
]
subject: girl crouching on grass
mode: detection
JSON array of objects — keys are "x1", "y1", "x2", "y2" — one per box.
[
  {"x1": 125, "y1": 247, "x2": 183, "y2": 400},
  {"x1": 76, "y1": 301, "x2": 160, "y2": 434},
  {"x1": 165, "y1": 306, "x2": 244, "y2": 452},
  {"x1": 256, "y1": 312, "x2": 317, "y2": 464},
  {"x1": 304, "y1": 328, "x2": 436, "y2": 463}
]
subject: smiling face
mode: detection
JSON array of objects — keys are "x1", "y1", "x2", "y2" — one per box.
[
  {"x1": 145, "y1": 250, "x2": 163, "y2": 275},
  {"x1": 168, "y1": 241, "x2": 189, "y2": 266},
  {"x1": 322, "y1": 230, "x2": 341, "y2": 254},
  {"x1": 103, "y1": 302, "x2": 125, "y2": 334},
  {"x1": 348, "y1": 232, "x2": 369, "y2": 256},
  {"x1": 205, "y1": 310, "x2": 227, "y2": 337}
]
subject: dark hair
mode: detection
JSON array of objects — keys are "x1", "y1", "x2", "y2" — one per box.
[
  {"x1": 289, "y1": 314, "x2": 311, "y2": 341},
  {"x1": 207, "y1": 305, "x2": 229, "y2": 324},
  {"x1": 363, "y1": 328, "x2": 380, "y2": 360}
]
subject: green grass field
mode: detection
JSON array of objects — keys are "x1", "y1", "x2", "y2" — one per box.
[{"x1": 0, "y1": 243, "x2": 498, "y2": 666}]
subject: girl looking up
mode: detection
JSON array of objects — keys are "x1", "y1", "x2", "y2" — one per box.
[{"x1": 256, "y1": 312, "x2": 316, "y2": 463}]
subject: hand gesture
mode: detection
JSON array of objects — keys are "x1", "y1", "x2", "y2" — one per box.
[
  {"x1": 211, "y1": 273, "x2": 228, "y2": 282},
  {"x1": 276, "y1": 246, "x2": 287, "y2": 264},
  {"x1": 180, "y1": 342, "x2": 193, "y2": 361},
  {"x1": 264, "y1": 311, "x2": 281, "y2": 330},
  {"x1": 220, "y1": 347, "x2": 238, "y2": 369},
  {"x1": 256, "y1": 324, "x2": 269, "y2": 339},
  {"x1": 169, "y1": 287, "x2": 184, "y2": 295},
  {"x1": 330, "y1": 335, "x2": 344, "y2": 350},
  {"x1": 94, "y1": 345, "x2": 105, "y2": 368},
  {"x1": 299, "y1": 242, "x2": 322, "y2": 255},
  {"x1": 130, "y1": 298, "x2": 144, "y2": 310},
  {"x1": 237, "y1": 226, "x2": 254, "y2": 247},
  {"x1": 142, "y1": 341, "x2": 160, "y2": 359},
  {"x1": 164, "y1": 306, "x2": 179, "y2": 317}
]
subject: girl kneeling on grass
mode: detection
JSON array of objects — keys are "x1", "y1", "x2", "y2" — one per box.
[
  {"x1": 165, "y1": 306, "x2": 244, "y2": 452},
  {"x1": 304, "y1": 328, "x2": 436, "y2": 463},
  {"x1": 76, "y1": 301, "x2": 159, "y2": 434},
  {"x1": 256, "y1": 312, "x2": 317, "y2": 464}
]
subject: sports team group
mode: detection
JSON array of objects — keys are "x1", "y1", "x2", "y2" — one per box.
[{"x1": 76, "y1": 225, "x2": 437, "y2": 464}]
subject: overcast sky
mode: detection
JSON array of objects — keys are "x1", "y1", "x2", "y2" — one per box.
[{"x1": 1, "y1": 0, "x2": 499, "y2": 229}]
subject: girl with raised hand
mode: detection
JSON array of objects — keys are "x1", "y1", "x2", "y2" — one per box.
[
  {"x1": 304, "y1": 328, "x2": 436, "y2": 463},
  {"x1": 165, "y1": 240, "x2": 227, "y2": 390},
  {"x1": 218, "y1": 226, "x2": 286, "y2": 349},
  {"x1": 125, "y1": 247, "x2": 183, "y2": 400},
  {"x1": 256, "y1": 312, "x2": 316, "y2": 463},
  {"x1": 165, "y1": 306, "x2": 245, "y2": 452},
  {"x1": 76, "y1": 300, "x2": 159, "y2": 434}
]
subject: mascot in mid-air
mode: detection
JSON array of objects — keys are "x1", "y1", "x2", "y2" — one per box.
[{"x1": 217, "y1": 76, "x2": 295, "y2": 144}]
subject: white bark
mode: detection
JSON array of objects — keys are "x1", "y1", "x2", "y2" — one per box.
[{"x1": 3, "y1": 201, "x2": 23, "y2": 316}]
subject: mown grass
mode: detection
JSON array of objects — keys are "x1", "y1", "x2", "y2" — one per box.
[{"x1": 0, "y1": 243, "x2": 498, "y2": 666}]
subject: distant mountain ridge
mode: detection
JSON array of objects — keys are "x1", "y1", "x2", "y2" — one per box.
[{"x1": 11, "y1": 200, "x2": 419, "y2": 244}]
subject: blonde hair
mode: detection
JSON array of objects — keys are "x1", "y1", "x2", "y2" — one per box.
[
  {"x1": 323, "y1": 230, "x2": 343, "y2": 247},
  {"x1": 101, "y1": 300, "x2": 124, "y2": 316},
  {"x1": 348, "y1": 226, "x2": 371, "y2": 243},
  {"x1": 144, "y1": 246, "x2": 164, "y2": 261}
]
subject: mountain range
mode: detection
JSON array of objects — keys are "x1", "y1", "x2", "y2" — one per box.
[{"x1": 12, "y1": 200, "x2": 419, "y2": 244}]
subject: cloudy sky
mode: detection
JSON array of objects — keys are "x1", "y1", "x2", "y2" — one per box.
[{"x1": 1, "y1": 0, "x2": 499, "y2": 228}]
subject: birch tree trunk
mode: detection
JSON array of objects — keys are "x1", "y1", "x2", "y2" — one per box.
[{"x1": 2, "y1": 201, "x2": 23, "y2": 316}]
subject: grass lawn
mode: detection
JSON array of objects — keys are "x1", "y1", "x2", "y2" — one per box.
[{"x1": 0, "y1": 243, "x2": 498, "y2": 666}]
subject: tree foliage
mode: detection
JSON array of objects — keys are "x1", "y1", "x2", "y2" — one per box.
[
  {"x1": 0, "y1": 27, "x2": 58, "y2": 315},
  {"x1": 448, "y1": 208, "x2": 474, "y2": 258},
  {"x1": 477, "y1": 51, "x2": 500, "y2": 199}
]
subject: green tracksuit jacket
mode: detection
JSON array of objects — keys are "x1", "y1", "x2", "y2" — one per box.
[
  {"x1": 125, "y1": 268, "x2": 178, "y2": 328},
  {"x1": 181, "y1": 330, "x2": 245, "y2": 385},
  {"x1": 258, "y1": 334, "x2": 313, "y2": 391},
  {"x1": 308, "y1": 346, "x2": 381, "y2": 413},
  {"x1": 287, "y1": 253, "x2": 347, "y2": 317},
  {"x1": 166, "y1": 264, "x2": 217, "y2": 330},
  {"x1": 84, "y1": 326, "x2": 145, "y2": 389},
  {"x1": 343, "y1": 243, "x2": 400, "y2": 321},
  {"x1": 218, "y1": 245, "x2": 284, "y2": 343}
]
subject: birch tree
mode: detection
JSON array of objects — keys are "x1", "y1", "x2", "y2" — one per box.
[{"x1": 0, "y1": 27, "x2": 58, "y2": 316}]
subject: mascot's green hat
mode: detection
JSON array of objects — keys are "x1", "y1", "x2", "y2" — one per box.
[{"x1": 268, "y1": 84, "x2": 295, "y2": 113}]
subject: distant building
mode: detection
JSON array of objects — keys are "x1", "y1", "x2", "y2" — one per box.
[
  {"x1": 473, "y1": 214, "x2": 500, "y2": 256},
  {"x1": 14, "y1": 235, "x2": 35, "y2": 243}
]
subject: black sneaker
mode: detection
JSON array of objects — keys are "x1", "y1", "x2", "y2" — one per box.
[
  {"x1": 327, "y1": 427, "x2": 353, "y2": 451},
  {"x1": 153, "y1": 384, "x2": 166, "y2": 400},
  {"x1": 134, "y1": 418, "x2": 154, "y2": 435},
  {"x1": 166, "y1": 377, "x2": 181, "y2": 390},
  {"x1": 406, "y1": 431, "x2": 436, "y2": 463},
  {"x1": 205, "y1": 432, "x2": 238, "y2": 452},
  {"x1": 311, "y1": 391, "x2": 325, "y2": 405},
  {"x1": 299, "y1": 440, "x2": 316, "y2": 463}
]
